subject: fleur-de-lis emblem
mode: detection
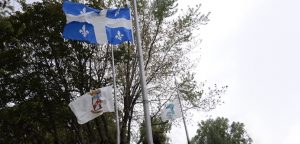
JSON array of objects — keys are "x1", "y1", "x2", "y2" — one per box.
[
  {"x1": 114, "y1": 8, "x2": 120, "y2": 17},
  {"x1": 115, "y1": 30, "x2": 124, "y2": 40},
  {"x1": 79, "y1": 24, "x2": 89, "y2": 37},
  {"x1": 80, "y1": 7, "x2": 87, "y2": 14}
]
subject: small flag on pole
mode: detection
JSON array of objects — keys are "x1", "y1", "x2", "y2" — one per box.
[
  {"x1": 62, "y1": 1, "x2": 133, "y2": 45},
  {"x1": 160, "y1": 98, "x2": 182, "y2": 122},
  {"x1": 69, "y1": 86, "x2": 114, "y2": 124}
]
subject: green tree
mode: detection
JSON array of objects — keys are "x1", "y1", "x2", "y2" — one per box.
[
  {"x1": 0, "y1": 1, "x2": 226, "y2": 144},
  {"x1": 138, "y1": 117, "x2": 171, "y2": 144},
  {"x1": 191, "y1": 117, "x2": 253, "y2": 144},
  {"x1": 0, "y1": 0, "x2": 13, "y2": 16}
]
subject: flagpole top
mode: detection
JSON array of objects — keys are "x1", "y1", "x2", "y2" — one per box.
[{"x1": 125, "y1": 0, "x2": 131, "y2": 8}]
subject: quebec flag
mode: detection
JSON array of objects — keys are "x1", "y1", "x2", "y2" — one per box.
[{"x1": 62, "y1": 1, "x2": 133, "y2": 45}]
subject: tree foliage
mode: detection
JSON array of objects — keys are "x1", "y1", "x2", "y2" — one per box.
[
  {"x1": 191, "y1": 117, "x2": 253, "y2": 144},
  {"x1": 0, "y1": 0, "x2": 226, "y2": 143},
  {"x1": 0, "y1": 0, "x2": 13, "y2": 16},
  {"x1": 138, "y1": 117, "x2": 171, "y2": 144}
]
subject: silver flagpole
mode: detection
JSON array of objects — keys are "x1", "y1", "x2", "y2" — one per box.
[
  {"x1": 174, "y1": 77, "x2": 190, "y2": 144},
  {"x1": 111, "y1": 45, "x2": 120, "y2": 144},
  {"x1": 132, "y1": 0, "x2": 154, "y2": 143}
]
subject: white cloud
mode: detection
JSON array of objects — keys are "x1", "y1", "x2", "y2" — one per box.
[
  {"x1": 171, "y1": 0, "x2": 300, "y2": 144},
  {"x1": 285, "y1": 123, "x2": 300, "y2": 144}
]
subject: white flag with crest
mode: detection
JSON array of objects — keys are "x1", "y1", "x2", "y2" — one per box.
[
  {"x1": 69, "y1": 86, "x2": 114, "y2": 124},
  {"x1": 160, "y1": 98, "x2": 182, "y2": 122}
]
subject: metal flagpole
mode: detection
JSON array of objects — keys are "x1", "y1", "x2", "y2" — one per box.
[
  {"x1": 174, "y1": 77, "x2": 191, "y2": 144},
  {"x1": 111, "y1": 45, "x2": 120, "y2": 144},
  {"x1": 132, "y1": 0, "x2": 154, "y2": 143}
]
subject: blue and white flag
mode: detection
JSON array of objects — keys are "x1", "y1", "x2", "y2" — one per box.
[
  {"x1": 160, "y1": 98, "x2": 182, "y2": 122},
  {"x1": 62, "y1": 1, "x2": 133, "y2": 45}
]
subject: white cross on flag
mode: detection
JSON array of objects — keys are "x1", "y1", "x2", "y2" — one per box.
[{"x1": 62, "y1": 1, "x2": 133, "y2": 45}]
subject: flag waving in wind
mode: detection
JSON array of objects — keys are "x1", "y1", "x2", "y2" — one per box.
[
  {"x1": 68, "y1": 86, "x2": 114, "y2": 124},
  {"x1": 62, "y1": 1, "x2": 133, "y2": 45},
  {"x1": 160, "y1": 98, "x2": 182, "y2": 122}
]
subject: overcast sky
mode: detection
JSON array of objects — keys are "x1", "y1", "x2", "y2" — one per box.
[{"x1": 171, "y1": 0, "x2": 300, "y2": 144}]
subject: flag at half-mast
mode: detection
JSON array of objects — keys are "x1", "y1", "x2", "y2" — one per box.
[
  {"x1": 62, "y1": 1, "x2": 133, "y2": 45},
  {"x1": 68, "y1": 86, "x2": 114, "y2": 124},
  {"x1": 160, "y1": 98, "x2": 182, "y2": 122}
]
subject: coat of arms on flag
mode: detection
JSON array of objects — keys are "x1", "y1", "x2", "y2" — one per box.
[
  {"x1": 68, "y1": 86, "x2": 114, "y2": 124},
  {"x1": 90, "y1": 88, "x2": 105, "y2": 113},
  {"x1": 62, "y1": 1, "x2": 133, "y2": 45}
]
